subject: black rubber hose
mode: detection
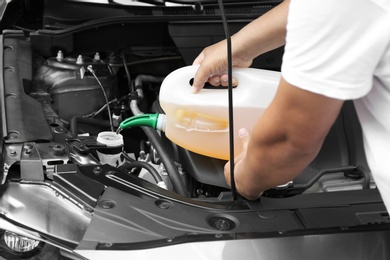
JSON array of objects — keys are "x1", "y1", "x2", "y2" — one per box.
[
  {"x1": 70, "y1": 116, "x2": 111, "y2": 137},
  {"x1": 134, "y1": 75, "x2": 164, "y2": 90},
  {"x1": 121, "y1": 152, "x2": 164, "y2": 183},
  {"x1": 129, "y1": 75, "x2": 188, "y2": 196},
  {"x1": 140, "y1": 125, "x2": 188, "y2": 196}
]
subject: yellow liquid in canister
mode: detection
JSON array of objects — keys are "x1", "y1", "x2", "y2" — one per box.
[{"x1": 159, "y1": 65, "x2": 281, "y2": 160}]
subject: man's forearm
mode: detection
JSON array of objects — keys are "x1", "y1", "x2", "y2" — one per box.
[
  {"x1": 232, "y1": 77, "x2": 344, "y2": 200},
  {"x1": 232, "y1": 0, "x2": 289, "y2": 61}
]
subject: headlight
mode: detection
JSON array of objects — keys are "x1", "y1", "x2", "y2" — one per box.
[{"x1": 2, "y1": 231, "x2": 40, "y2": 253}]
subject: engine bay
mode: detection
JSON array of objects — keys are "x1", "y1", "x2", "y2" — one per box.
[
  {"x1": 1, "y1": 25, "x2": 373, "y2": 198},
  {"x1": 0, "y1": 1, "x2": 389, "y2": 258}
]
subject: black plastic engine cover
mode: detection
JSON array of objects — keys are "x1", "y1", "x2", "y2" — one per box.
[{"x1": 33, "y1": 54, "x2": 117, "y2": 123}]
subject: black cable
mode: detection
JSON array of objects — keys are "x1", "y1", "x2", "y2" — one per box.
[{"x1": 218, "y1": 0, "x2": 237, "y2": 200}]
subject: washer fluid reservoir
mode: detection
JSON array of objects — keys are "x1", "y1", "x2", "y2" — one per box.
[{"x1": 159, "y1": 65, "x2": 281, "y2": 160}]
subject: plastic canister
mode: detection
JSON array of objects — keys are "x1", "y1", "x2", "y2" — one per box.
[
  {"x1": 159, "y1": 65, "x2": 281, "y2": 160},
  {"x1": 96, "y1": 131, "x2": 124, "y2": 167}
]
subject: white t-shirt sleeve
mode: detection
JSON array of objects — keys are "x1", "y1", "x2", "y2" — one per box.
[{"x1": 282, "y1": 0, "x2": 388, "y2": 100}]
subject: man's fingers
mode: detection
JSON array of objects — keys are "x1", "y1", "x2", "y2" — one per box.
[
  {"x1": 220, "y1": 74, "x2": 238, "y2": 87},
  {"x1": 224, "y1": 161, "x2": 232, "y2": 187},
  {"x1": 191, "y1": 52, "x2": 208, "y2": 93},
  {"x1": 224, "y1": 128, "x2": 250, "y2": 187},
  {"x1": 207, "y1": 75, "x2": 221, "y2": 86},
  {"x1": 191, "y1": 67, "x2": 210, "y2": 93},
  {"x1": 238, "y1": 128, "x2": 250, "y2": 152},
  {"x1": 191, "y1": 77, "x2": 206, "y2": 94}
]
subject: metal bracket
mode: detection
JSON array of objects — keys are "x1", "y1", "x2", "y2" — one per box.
[{"x1": 20, "y1": 142, "x2": 44, "y2": 181}]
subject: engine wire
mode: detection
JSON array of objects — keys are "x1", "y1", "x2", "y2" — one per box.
[
  {"x1": 86, "y1": 98, "x2": 117, "y2": 118},
  {"x1": 218, "y1": 0, "x2": 237, "y2": 200},
  {"x1": 87, "y1": 65, "x2": 115, "y2": 132}
]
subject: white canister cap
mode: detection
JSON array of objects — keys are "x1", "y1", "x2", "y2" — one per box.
[{"x1": 97, "y1": 131, "x2": 124, "y2": 147}]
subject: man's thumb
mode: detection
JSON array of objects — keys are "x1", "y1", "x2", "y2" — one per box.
[{"x1": 238, "y1": 128, "x2": 250, "y2": 150}]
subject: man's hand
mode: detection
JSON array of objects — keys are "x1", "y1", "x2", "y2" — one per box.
[
  {"x1": 224, "y1": 128, "x2": 263, "y2": 200},
  {"x1": 191, "y1": 39, "x2": 252, "y2": 94},
  {"x1": 191, "y1": 0, "x2": 289, "y2": 93},
  {"x1": 223, "y1": 78, "x2": 344, "y2": 200}
]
